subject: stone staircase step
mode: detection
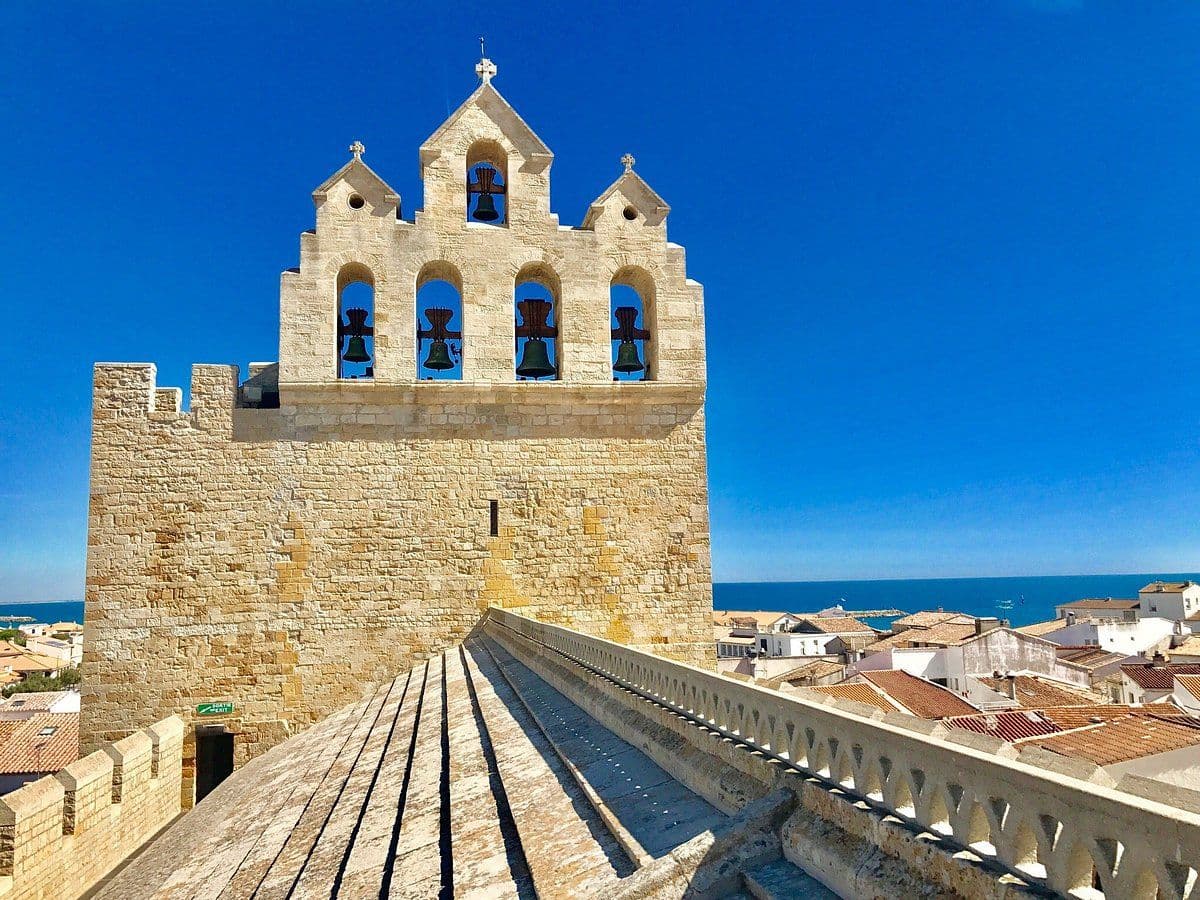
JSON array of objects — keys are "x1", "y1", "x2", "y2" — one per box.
[
  {"x1": 335, "y1": 661, "x2": 428, "y2": 897},
  {"x1": 254, "y1": 682, "x2": 397, "y2": 898},
  {"x1": 213, "y1": 700, "x2": 375, "y2": 898},
  {"x1": 462, "y1": 638, "x2": 632, "y2": 898},
  {"x1": 478, "y1": 633, "x2": 728, "y2": 861},
  {"x1": 384, "y1": 654, "x2": 448, "y2": 899},
  {"x1": 445, "y1": 645, "x2": 534, "y2": 899},
  {"x1": 742, "y1": 857, "x2": 838, "y2": 899},
  {"x1": 289, "y1": 670, "x2": 415, "y2": 898}
]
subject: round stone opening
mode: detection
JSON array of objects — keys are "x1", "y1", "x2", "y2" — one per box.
[
  {"x1": 348, "y1": 194, "x2": 366, "y2": 210},
  {"x1": 622, "y1": 206, "x2": 638, "y2": 221}
]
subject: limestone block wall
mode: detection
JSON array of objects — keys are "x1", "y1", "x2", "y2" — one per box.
[
  {"x1": 0, "y1": 716, "x2": 183, "y2": 900},
  {"x1": 82, "y1": 363, "x2": 713, "y2": 770}
]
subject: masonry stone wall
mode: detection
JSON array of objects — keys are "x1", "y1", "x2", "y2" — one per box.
[
  {"x1": 81, "y1": 71, "x2": 713, "y2": 781},
  {"x1": 0, "y1": 716, "x2": 183, "y2": 900}
]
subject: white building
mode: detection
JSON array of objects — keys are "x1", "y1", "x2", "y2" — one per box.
[
  {"x1": 1032, "y1": 616, "x2": 1177, "y2": 655},
  {"x1": 26, "y1": 634, "x2": 82, "y2": 666},
  {"x1": 852, "y1": 626, "x2": 1092, "y2": 694},
  {"x1": 1139, "y1": 581, "x2": 1200, "y2": 630},
  {"x1": 755, "y1": 617, "x2": 875, "y2": 659}
]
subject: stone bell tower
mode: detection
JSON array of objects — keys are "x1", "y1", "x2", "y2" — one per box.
[{"x1": 82, "y1": 55, "x2": 711, "y2": 778}]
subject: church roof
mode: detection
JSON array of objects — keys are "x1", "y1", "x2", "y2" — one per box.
[
  {"x1": 93, "y1": 633, "x2": 752, "y2": 898},
  {"x1": 420, "y1": 82, "x2": 553, "y2": 173}
]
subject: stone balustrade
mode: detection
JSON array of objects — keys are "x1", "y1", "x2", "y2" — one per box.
[{"x1": 488, "y1": 607, "x2": 1200, "y2": 899}]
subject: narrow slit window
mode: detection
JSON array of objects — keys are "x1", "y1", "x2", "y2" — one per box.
[{"x1": 489, "y1": 500, "x2": 499, "y2": 537}]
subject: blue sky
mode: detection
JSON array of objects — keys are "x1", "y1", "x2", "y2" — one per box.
[{"x1": 1, "y1": 1, "x2": 1198, "y2": 600}]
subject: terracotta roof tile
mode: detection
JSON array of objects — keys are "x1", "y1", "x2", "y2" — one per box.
[
  {"x1": 1033, "y1": 714, "x2": 1200, "y2": 766},
  {"x1": 0, "y1": 691, "x2": 70, "y2": 714},
  {"x1": 1171, "y1": 637, "x2": 1200, "y2": 659},
  {"x1": 946, "y1": 710, "x2": 1060, "y2": 742},
  {"x1": 1173, "y1": 674, "x2": 1200, "y2": 699},
  {"x1": 794, "y1": 616, "x2": 874, "y2": 635},
  {"x1": 712, "y1": 610, "x2": 791, "y2": 629},
  {"x1": 1057, "y1": 598, "x2": 1139, "y2": 610},
  {"x1": 1122, "y1": 663, "x2": 1200, "y2": 691},
  {"x1": 977, "y1": 675, "x2": 1097, "y2": 708},
  {"x1": 862, "y1": 622, "x2": 979, "y2": 653},
  {"x1": 713, "y1": 627, "x2": 754, "y2": 645},
  {"x1": 1140, "y1": 581, "x2": 1198, "y2": 593},
  {"x1": 809, "y1": 683, "x2": 899, "y2": 714},
  {"x1": 1016, "y1": 619, "x2": 1067, "y2": 637},
  {"x1": 761, "y1": 659, "x2": 844, "y2": 690},
  {"x1": 1033, "y1": 704, "x2": 1186, "y2": 730},
  {"x1": 1056, "y1": 647, "x2": 1125, "y2": 668},
  {"x1": 860, "y1": 670, "x2": 978, "y2": 718},
  {"x1": 892, "y1": 611, "x2": 971, "y2": 629},
  {"x1": 0, "y1": 712, "x2": 79, "y2": 775}
]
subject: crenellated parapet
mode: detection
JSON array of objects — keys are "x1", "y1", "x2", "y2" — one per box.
[{"x1": 0, "y1": 716, "x2": 183, "y2": 900}]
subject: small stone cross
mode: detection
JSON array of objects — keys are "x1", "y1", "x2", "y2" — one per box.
[
  {"x1": 349, "y1": 140, "x2": 365, "y2": 160},
  {"x1": 621, "y1": 153, "x2": 636, "y2": 173},
  {"x1": 475, "y1": 53, "x2": 497, "y2": 85}
]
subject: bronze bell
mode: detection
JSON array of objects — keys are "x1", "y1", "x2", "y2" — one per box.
[
  {"x1": 342, "y1": 335, "x2": 370, "y2": 363},
  {"x1": 516, "y1": 337, "x2": 556, "y2": 379},
  {"x1": 613, "y1": 340, "x2": 644, "y2": 373},
  {"x1": 472, "y1": 192, "x2": 499, "y2": 222},
  {"x1": 423, "y1": 339, "x2": 454, "y2": 370}
]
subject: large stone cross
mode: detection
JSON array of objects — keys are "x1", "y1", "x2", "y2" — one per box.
[
  {"x1": 621, "y1": 153, "x2": 636, "y2": 173},
  {"x1": 349, "y1": 140, "x2": 365, "y2": 160}
]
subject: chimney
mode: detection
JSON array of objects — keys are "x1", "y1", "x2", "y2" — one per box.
[
  {"x1": 1152, "y1": 650, "x2": 1166, "y2": 663},
  {"x1": 1005, "y1": 672, "x2": 1018, "y2": 701}
]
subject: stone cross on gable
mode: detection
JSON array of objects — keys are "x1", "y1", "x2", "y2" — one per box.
[
  {"x1": 349, "y1": 141, "x2": 365, "y2": 160},
  {"x1": 475, "y1": 56, "x2": 497, "y2": 85},
  {"x1": 621, "y1": 153, "x2": 635, "y2": 173}
]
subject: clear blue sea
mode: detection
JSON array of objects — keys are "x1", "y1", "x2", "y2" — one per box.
[
  {"x1": 714, "y1": 573, "x2": 1200, "y2": 628},
  {"x1": 0, "y1": 600, "x2": 84, "y2": 626},
  {"x1": 3, "y1": 573, "x2": 1199, "y2": 631}
]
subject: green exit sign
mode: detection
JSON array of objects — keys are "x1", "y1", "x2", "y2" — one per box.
[{"x1": 196, "y1": 701, "x2": 234, "y2": 716}]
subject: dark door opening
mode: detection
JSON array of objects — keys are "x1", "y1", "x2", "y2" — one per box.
[{"x1": 195, "y1": 725, "x2": 234, "y2": 803}]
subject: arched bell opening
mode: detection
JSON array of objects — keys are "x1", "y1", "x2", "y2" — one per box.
[
  {"x1": 337, "y1": 263, "x2": 374, "y2": 380},
  {"x1": 611, "y1": 266, "x2": 656, "y2": 381},
  {"x1": 514, "y1": 263, "x2": 560, "y2": 381},
  {"x1": 415, "y1": 262, "x2": 464, "y2": 381},
  {"x1": 466, "y1": 140, "x2": 508, "y2": 225}
]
